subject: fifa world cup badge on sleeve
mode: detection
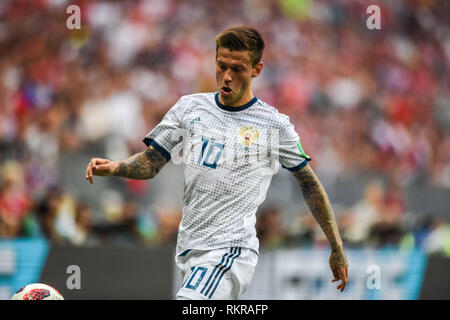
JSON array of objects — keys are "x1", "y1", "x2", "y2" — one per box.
[{"x1": 297, "y1": 140, "x2": 311, "y2": 161}]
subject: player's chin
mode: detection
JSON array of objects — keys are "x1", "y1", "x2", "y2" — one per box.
[{"x1": 219, "y1": 92, "x2": 236, "y2": 105}]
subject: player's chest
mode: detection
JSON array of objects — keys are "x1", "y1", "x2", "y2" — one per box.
[
  {"x1": 183, "y1": 112, "x2": 274, "y2": 168},
  {"x1": 185, "y1": 110, "x2": 272, "y2": 146}
]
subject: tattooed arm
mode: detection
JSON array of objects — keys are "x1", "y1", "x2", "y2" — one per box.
[
  {"x1": 85, "y1": 145, "x2": 168, "y2": 183},
  {"x1": 292, "y1": 164, "x2": 349, "y2": 292}
]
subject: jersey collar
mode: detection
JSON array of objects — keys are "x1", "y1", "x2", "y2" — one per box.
[{"x1": 215, "y1": 92, "x2": 258, "y2": 112}]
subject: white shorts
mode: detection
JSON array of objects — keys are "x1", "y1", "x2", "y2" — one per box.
[{"x1": 175, "y1": 247, "x2": 258, "y2": 300}]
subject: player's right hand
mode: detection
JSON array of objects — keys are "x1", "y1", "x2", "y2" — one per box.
[{"x1": 85, "y1": 158, "x2": 118, "y2": 184}]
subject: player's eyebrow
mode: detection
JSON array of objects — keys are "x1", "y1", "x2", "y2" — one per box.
[{"x1": 217, "y1": 59, "x2": 247, "y2": 70}]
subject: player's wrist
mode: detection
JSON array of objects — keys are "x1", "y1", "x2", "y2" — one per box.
[
  {"x1": 330, "y1": 242, "x2": 344, "y2": 251},
  {"x1": 111, "y1": 161, "x2": 120, "y2": 176}
]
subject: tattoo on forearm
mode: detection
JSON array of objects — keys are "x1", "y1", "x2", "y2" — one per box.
[
  {"x1": 293, "y1": 165, "x2": 347, "y2": 266},
  {"x1": 113, "y1": 146, "x2": 168, "y2": 180}
]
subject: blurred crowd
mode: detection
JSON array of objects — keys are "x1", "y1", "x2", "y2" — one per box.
[
  {"x1": 257, "y1": 179, "x2": 450, "y2": 255},
  {"x1": 0, "y1": 0, "x2": 450, "y2": 254}
]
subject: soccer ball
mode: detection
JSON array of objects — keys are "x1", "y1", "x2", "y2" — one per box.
[{"x1": 11, "y1": 283, "x2": 64, "y2": 300}]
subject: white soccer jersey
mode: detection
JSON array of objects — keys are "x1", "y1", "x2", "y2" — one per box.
[{"x1": 144, "y1": 92, "x2": 310, "y2": 256}]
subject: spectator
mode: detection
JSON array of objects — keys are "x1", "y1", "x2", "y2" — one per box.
[
  {"x1": 256, "y1": 207, "x2": 286, "y2": 248},
  {"x1": 71, "y1": 202, "x2": 100, "y2": 246},
  {"x1": 0, "y1": 161, "x2": 31, "y2": 237},
  {"x1": 34, "y1": 188, "x2": 67, "y2": 244}
]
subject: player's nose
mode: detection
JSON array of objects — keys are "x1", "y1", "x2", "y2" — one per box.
[{"x1": 223, "y1": 70, "x2": 232, "y2": 82}]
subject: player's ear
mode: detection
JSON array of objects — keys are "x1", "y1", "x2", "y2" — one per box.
[{"x1": 251, "y1": 61, "x2": 263, "y2": 78}]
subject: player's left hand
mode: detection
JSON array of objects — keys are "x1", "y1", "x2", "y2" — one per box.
[{"x1": 329, "y1": 247, "x2": 349, "y2": 292}]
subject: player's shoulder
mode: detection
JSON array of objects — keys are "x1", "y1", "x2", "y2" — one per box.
[
  {"x1": 171, "y1": 93, "x2": 215, "y2": 118},
  {"x1": 254, "y1": 98, "x2": 292, "y2": 127},
  {"x1": 177, "y1": 92, "x2": 215, "y2": 105}
]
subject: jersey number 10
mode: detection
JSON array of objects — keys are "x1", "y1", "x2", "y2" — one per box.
[{"x1": 197, "y1": 137, "x2": 225, "y2": 169}]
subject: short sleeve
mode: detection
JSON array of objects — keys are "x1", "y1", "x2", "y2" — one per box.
[
  {"x1": 276, "y1": 117, "x2": 311, "y2": 171},
  {"x1": 143, "y1": 98, "x2": 185, "y2": 161}
]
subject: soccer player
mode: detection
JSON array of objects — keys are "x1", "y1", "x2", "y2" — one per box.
[{"x1": 85, "y1": 26, "x2": 349, "y2": 299}]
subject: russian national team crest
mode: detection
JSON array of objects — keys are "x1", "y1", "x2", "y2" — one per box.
[{"x1": 238, "y1": 126, "x2": 259, "y2": 146}]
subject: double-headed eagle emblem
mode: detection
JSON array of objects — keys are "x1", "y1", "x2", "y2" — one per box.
[{"x1": 238, "y1": 126, "x2": 259, "y2": 146}]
